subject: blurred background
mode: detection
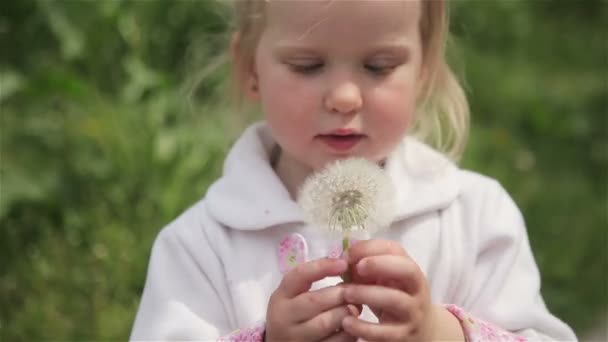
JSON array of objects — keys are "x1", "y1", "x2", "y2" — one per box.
[{"x1": 1, "y1": 0, "x2": 606, "y2": 340}]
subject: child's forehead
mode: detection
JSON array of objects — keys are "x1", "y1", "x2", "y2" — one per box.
[{"x1": 264, "y1": 0, "x2": 421, "y2": 40}]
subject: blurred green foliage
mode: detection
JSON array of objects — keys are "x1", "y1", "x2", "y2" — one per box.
[{"x1": 1, "y1": 0, "x2": 606, "y2": 340}]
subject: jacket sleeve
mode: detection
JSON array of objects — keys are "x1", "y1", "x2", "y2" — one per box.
[
  {"x1": 130, "y1": 216, "x2": 264, "y2": 341},
  {"x1": 457, "y1": 181, "x2": 577, "y2": 341}
]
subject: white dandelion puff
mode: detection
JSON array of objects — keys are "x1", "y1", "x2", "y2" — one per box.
[{"x1": 298, "y1": 158, "x2": 396, "y2": 238}]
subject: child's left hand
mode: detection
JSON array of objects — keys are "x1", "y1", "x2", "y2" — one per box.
[{"x1": 341, "y1": 239, "x2": 439, "y2": 342}]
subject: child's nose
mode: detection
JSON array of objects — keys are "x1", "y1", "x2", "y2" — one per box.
[{"x1": 324, "y1": 81, "x2": 363, "y2": 115}]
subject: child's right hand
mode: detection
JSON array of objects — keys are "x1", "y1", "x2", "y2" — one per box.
[{"x1": 265, "y1": 258, "x2": 359, "y2": 342}]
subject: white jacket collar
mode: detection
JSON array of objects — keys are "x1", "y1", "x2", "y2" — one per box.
[{"x1": 205, "y1": 122, "x2": 461, "y2": 230}]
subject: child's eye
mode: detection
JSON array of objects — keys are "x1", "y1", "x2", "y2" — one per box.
[
  {"x1": 288, "y1": 63, "x2": 324, "y2": 75},
  {"x1": 364, "y1": 63, "x2": 397, "y2": 75}
]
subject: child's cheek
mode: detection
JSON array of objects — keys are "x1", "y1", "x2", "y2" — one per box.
[
  {"x1": 260, "y1": 73, "x2": 318, "y2": 114},
  {"x1": 367, "y1": 87, "x2": 415, "y2": 132}
]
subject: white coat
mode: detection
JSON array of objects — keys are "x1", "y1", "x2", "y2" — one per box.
[{"x1": 131, "y1": 122, "x2": 576, "y2": 341}]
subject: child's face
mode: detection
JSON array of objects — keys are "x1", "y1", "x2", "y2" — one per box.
[{"x1": 249, "y1": 0, "x2": 423, "y2": 171}]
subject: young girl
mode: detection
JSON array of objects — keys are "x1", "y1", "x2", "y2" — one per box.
[{"x1": 131, "y1": 1, "x2": 576, "y2": 341}]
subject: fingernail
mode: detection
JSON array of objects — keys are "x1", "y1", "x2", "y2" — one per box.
[
  {"x1": 335, "y1": 258, "x2": 348, "y2": 270},
  {"x1": 346, "y1": 304, "x2": 360, "y2": 317}
]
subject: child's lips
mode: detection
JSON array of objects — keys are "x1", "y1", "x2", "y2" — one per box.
[
  {"x1": 317, "y1": 134, "x2": 366, "y2": 152},
  {"x1": 330, "y1": 128, "x2": 359, "y2": 136}
]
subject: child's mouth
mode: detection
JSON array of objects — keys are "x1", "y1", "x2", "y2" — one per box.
[{"x1": 317, "y1": 134, "x2": 365, "y2": 152}]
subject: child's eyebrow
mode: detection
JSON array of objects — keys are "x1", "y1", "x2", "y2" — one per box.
[
  {"x1": 272, "y1": 42, "x2": 412, "y2": 56},
  {"x1": 273, "y1": 43, "x2": 320, "y2": 55},
  {"x1": 368, "y1": 43, "x2": 412, "y2": 55}
]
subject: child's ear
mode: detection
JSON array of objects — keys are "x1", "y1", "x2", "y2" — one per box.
[{"x1": 230, "y1": 32, "x2": 260, "y2": 101}]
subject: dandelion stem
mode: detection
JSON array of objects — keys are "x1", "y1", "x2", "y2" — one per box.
[
  {"x1": 342, "y1": 235, "x2": 351, "y2": 283},
  {"x1": 342, "y1": 235, "x2": 350, "y2": 251}
]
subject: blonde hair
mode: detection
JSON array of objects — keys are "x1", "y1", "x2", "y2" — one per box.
[{"x1": 231, "y1": 0, "x2": 469, "y2": 161}]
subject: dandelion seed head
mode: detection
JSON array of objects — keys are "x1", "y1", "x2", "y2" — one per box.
[{"x1": 298, "y1": 158, "x2": 395, "y2": 236}]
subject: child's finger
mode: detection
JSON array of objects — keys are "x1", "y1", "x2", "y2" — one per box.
[
  {"x1": 334, "y1": 282, "x2": 364, "y2": 315},
  {"x1": 344, "y1": 284, "x2": 414, "y2": 318},
  {"x1": 346, "y1": 239, "x2": 407, "y2": 265},
  {"x1": 356, "y1": 254, "x2": 423, "y2": 294},
  {"x1": 342, "y1": 315, "x2": 406, "y2": 342},
  {"x1": 280, "y1": 258, "x2": 348, "y2": 298},
  {"x1": 296, "y1": 305, "x2": 353, "y2": 341},
  {"x1": 291, "y1": 285, "x2": 347, "y2": 322},
  {"x1": 320, "y1": 330, "x2": 357, "y2": 342},
  {"x1": 346, "y1": 303, "x2": 362, "y2": 317}
]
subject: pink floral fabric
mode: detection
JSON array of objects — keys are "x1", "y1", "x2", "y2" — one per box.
[
  {"x1": 277, "y1": 233, "x2": 308, "y2": 274},
  {"x1": 444, "y1": 304, "x2": 527, "y2": 342},
  {"x1": 217, "y1": 324, "x2": 264, "y2": 342}
]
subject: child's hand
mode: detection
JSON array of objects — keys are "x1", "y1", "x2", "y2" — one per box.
[
  {"x1": 265, "y1": 258, "x2": 360, "y2": 342},
  {"x1": 341, "y1": 239, "x2": 438, "y2": 342}
]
